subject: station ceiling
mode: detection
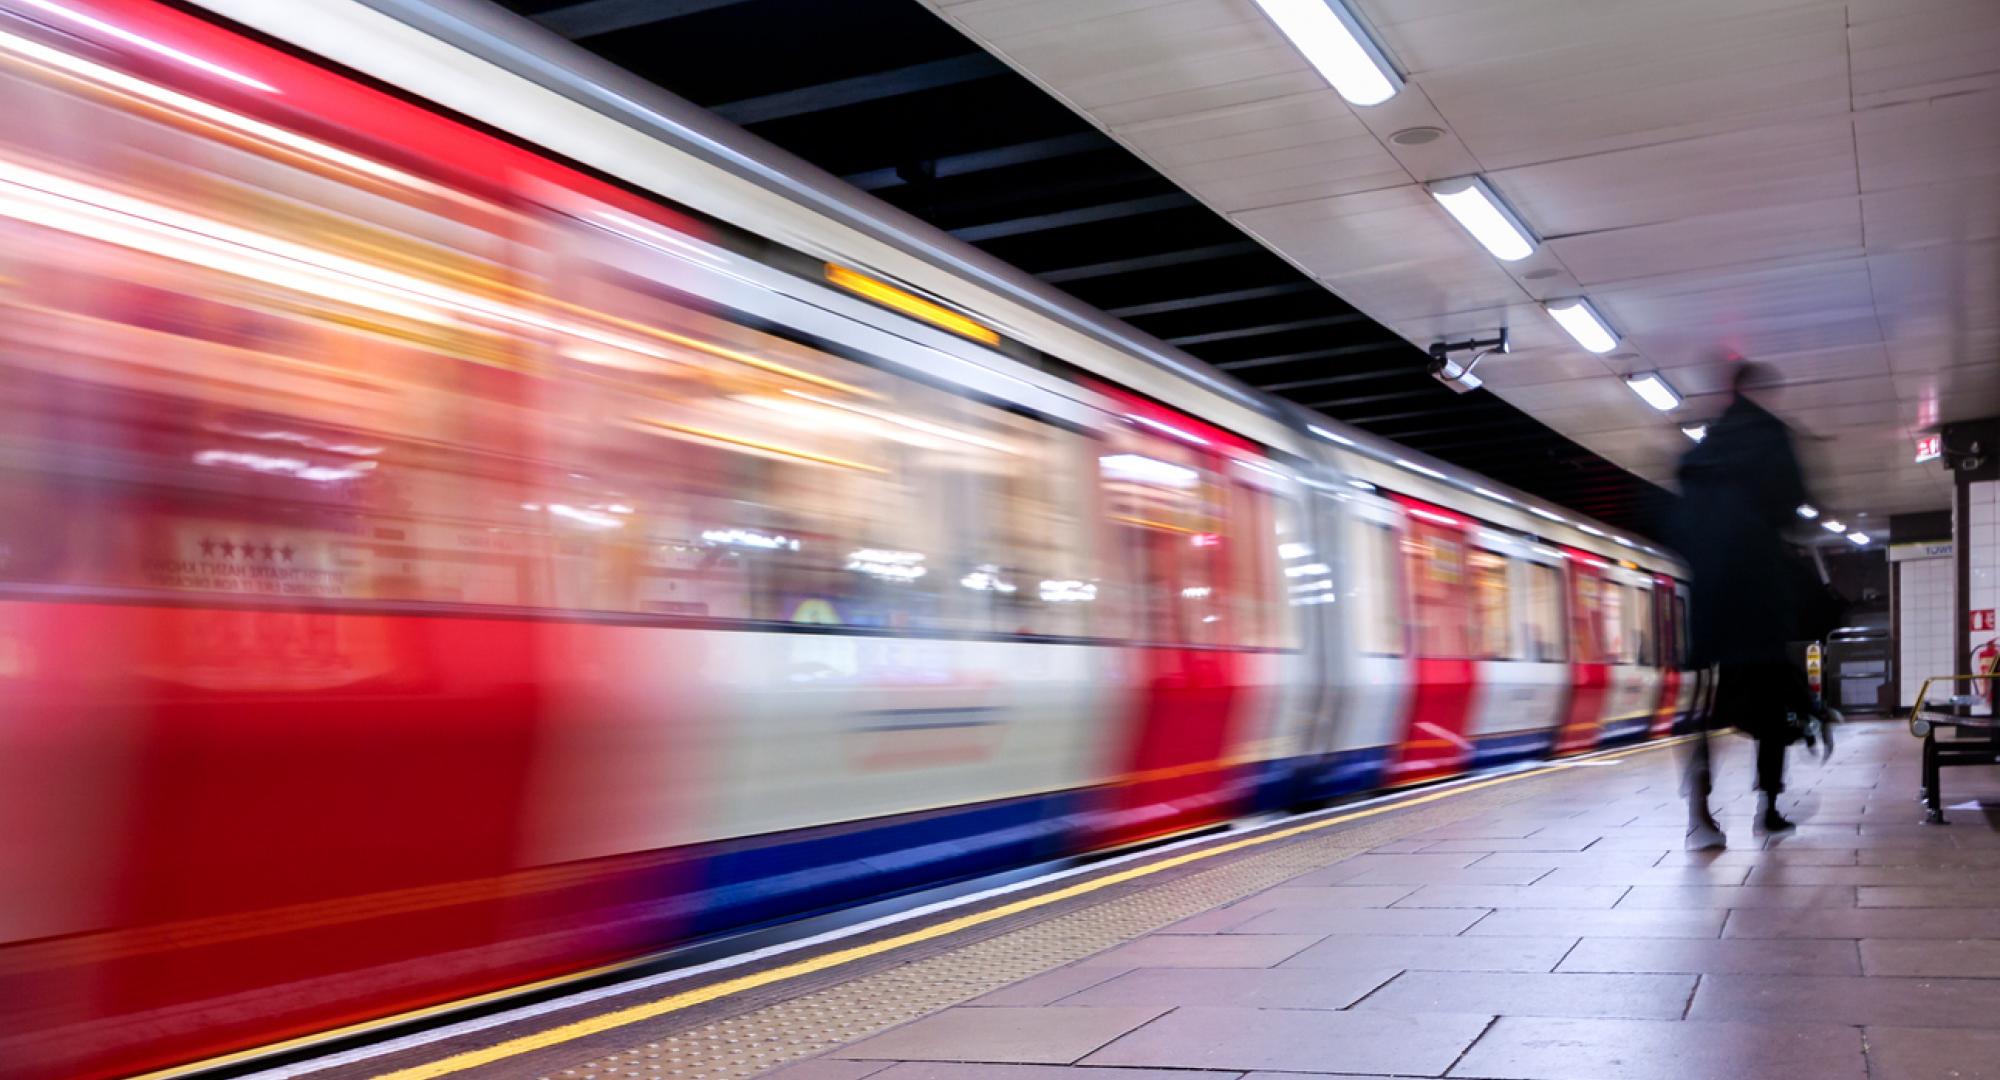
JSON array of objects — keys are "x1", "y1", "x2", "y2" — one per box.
[
  {"x1": 496, "y1": 0, "x2": 1677, "y2": 536},
  {"x1": 911, "y1": 0, "x2": 2000, "y2": 532}
]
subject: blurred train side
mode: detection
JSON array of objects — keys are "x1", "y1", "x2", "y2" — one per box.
[{"x1": 0, "y1": 2, "x2": 1694, "y2": 1077}]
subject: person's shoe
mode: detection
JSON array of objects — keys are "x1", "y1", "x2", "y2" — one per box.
[
  {"x1": 1686, "y1": 820, "x2": 1727, "y2": 850},
  {"x1": 1755, "y1": 797, "x2": 1796, "y2": 835}
]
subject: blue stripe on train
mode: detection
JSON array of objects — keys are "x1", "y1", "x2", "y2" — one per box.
[
  {"x1": 683, "y1": 792, "x2": 1079, "y2": 937},
  {"x1": 1469, "y1": 729, "x2": 1557, "y2": 769},
  {"x1": 1599, "y1": 716, "x2": 1655, "y2": 746}
]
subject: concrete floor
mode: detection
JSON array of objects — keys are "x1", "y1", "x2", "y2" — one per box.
[{"x1": 768, "y1": 722, "x2": 2000, "y2": 1080}]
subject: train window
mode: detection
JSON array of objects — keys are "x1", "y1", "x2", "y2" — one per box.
[
  {"x1": 1570, "y1": 569, "x2": 1604, "y2": 664},
  {"x1": 1599, "y1": 580, "x2": 1628, "y2": 664},
  {"x1": 1228, "y1": 480, "x2": 1300, "y2": 648},
  {"x1": 1524, "y1": 561, "x2": 1567, "y2": 662},
  {"x1": 1101, "y1": 427, "x2": 1231, "y2": 646},
  {"x1": 1468, "y1": 549, "x2": 1515, "y2": 660},
  {"x1": 1348, "y1": 517, "x2": 1404, "y2": 656},
  {"x1": 1630, "y1": 584, "x2": 1657, "y2": 666},
  {"x1": 1675, "y1": 591, "x2": 1691, "y2": 667},
  {"x1": 1405, "y1": 522, "x2": 1469, "y2": 658}
]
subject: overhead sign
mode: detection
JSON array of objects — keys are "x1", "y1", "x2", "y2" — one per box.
[
  {"x1": 1889, "y1": 541, "x2": 1953, "y2": 562},
  {"x1": 1915, "y1": 434, "x2": 1942, "y2": 463}
]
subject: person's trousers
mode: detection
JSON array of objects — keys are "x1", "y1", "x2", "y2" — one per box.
[{"x1": 1688, "y1": 662, "x2": 1802, "y2": 800}]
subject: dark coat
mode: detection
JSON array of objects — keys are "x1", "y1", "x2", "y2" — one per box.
[{"x1": 1674, "y1": 394, "x2": 1809, "y2": 667}]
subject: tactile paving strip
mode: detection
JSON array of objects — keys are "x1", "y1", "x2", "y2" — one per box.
[{"x1": 519, "y1": 764, "x2": 1591, "y2": 1080}]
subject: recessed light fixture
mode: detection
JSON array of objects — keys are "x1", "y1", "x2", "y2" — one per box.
[
  {"x1": 1546, "y1": 298, "x2": 1619, "y2": 353},
  {"x1": 1253, "y1": 0, "x2": 1403, "y2": 107},
  {"x1": 1522, "y1": 267, "x2": 1562, "y2": 280},
  {"x1": 1390, "y1": 125, "x2": 1444, "y2": 145},
  {"x1": 1623, "y1": 371, "x2": 1682, "y2": 412},
  {"x1": 1681, "y1": 424, "x2": 1708, "y2": 443},
  {"x1": 1822, "y1": 519, "x2": 1846, "y2": 533},
  {"x1": 1427, "y1": 176, "x2": 1536, "y2": 261},
  {"x1": 1796, "y1": 504, "x2": 1819, "y2": 519},
  {"x1": 1847, "y1": 531, "x2": 1870, "y2": 546}
]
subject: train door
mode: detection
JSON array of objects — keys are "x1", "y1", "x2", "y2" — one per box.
[
  {"x1": 1464, "y1": 530, "x2": 1570, "y2": 766},
  {"x1": 1382, "y1": 497, "x2": 1479, "y2": 785},
  {"x1": 1228, "y1": 458, "x2": 1318, "y2": 811},
  {"x1": 1672, "y1": 580, "x2": 1704, "y2": 732},
  {"x1": 1090, "y1": 410, "x2": 1251, "y2": 846},
  {"x1": 1552, "y1": 553, "x2": 1610, "y2": 754},
  {"x1": 1597, "y1": 564, "x2": 1662, "y2": 744},
  {"x1": 1318, "y1": 489, "x2": 1409, "y2": 795},
  {"x1": 1650, "y1": 573, "x2": 1683, "y2": 738}
]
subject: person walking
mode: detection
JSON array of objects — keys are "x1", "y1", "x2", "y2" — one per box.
[{"x1": 1675, "y1": 360, "x2": 1811, "y2": 848}]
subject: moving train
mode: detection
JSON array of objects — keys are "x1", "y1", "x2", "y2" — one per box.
[{"x1": 0, "y1": 1, "x2": 1701, "y2": 1076}]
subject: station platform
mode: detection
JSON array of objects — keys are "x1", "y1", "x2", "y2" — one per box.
[{"x1": 286, "y1": 722, "x2": 2000, "y2": 1080}]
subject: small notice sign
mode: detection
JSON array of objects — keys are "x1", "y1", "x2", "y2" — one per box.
[{"x1": 1974, "y1": 609, "x2": 1997, "y2": 633}]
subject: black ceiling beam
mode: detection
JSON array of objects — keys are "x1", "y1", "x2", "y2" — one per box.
[
  {"x1": 1035, "y1": 242, "x2": 1259, "y2": 283},
  {"x1": 1333, "y1": 401, "x2": 1514, "y2": 426},
  {"x1": 1260, "y1": 367, "x2": 1427, "y2": 393},
  {"x1": 1399, "y1": 430, "x2": 1575, "y2": 455},
  {"x1": 1107, "y1": 282, "x2": 1317, "y2": 318},
  {"x1": 1167, "y1": 312, "x2": 1368, "y2": 347},
  {"x1": 843, "y1": 133, "x2": 1109, "y2": 191},
  {"x1": 714, "y1": 54, "x2": 1007, "y2": 125},
  {"x1": 949, "y1": 193, "x2": 1196, "y2": 242},
  {"x1": 533, "y1": 0, "x2": 755, "y2": 38},
  {"x1": 1215, "y1": 339, "x2": 1407, "y2": 372}
]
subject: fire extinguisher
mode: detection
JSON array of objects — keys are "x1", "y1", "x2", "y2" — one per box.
[{"x1": 1975, "y1": 638, "x2": 1999, "y2": 707}]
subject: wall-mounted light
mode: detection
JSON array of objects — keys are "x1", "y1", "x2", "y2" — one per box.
[
  {"x1": 1253, "y1": 0, "x2": 1403, "y2": 106},
  {"x1": 1546, "y1": 298, "x2": 1619, "y2": 353},
  {"x1": 1428, "y1": 176, "x2": 1536, "y2": 261},
  {"x1": 1623, "y1": 372, "x2": 1682, "y2": 412}
]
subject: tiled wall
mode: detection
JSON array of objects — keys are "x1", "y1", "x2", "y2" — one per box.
[
  {"x1": 1900, "y1": 555, "x2": 1957, "y2": 706},
  {"x1": 1975, "y1": 481, "x2": 1999, "y2": 646}
]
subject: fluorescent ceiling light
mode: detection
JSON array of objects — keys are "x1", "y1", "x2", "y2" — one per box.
[
  {"x1": 1822, "y1": 519, "x2": 1845, "y2": 533},
  {"x1": 1428, "y1": 176, "x2": 1536, "y2": 261},
  {"x1": 1473, "y1": 486, "x2": 1516, "y2": 505},
  {"x1": 1545, "y1": 298, "x2": 1619, "y2": 353},
  {"x1": 1528, "y1": 506, "x2": 1566, "y2": 523},
  {"x1": 1847, "y1": 531, "x2": 1870, "y2": 546},
  {"x1": 1681, "y1": 424, "x2": 1707, "y2": 443},
  {"x1": 1394, "y1": 457, "x2": 1447, "y2": 480},
  {"x1": 1796, "y1": 504, "x2": 1819, "y2": 519},
  {"x1": 1308, "y1": 424, "x2": 1355, "y2": 446},
  {"x1": 1253, "y1": 0, "x2": 1403, "y2": 106},
  {"x1": 1624, "y1": 372, "x2": 1682, "y2": 412}
]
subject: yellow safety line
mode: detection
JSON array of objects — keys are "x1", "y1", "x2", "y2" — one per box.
[{"x1": 360, "y1": 735, "x2": 1688, "y2": 1079}]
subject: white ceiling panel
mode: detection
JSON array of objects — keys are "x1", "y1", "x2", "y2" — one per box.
[
  {"x1": 1855, "y1": 87, "x2": 2000, "y2": 193},
  {"x1": 1863, "y1": 178, "x2": 2000, "y2": 251},
  {"x1": 1594, "y1": 260, "x2": 1883, "y2": 362},
  {"x1": 1848, "y1": 0, "x2": 2000, "y2": 108},
  {"x1": 1119, "y1": 90, "x2": 1407, "y2": 211},
  {"x1": 927, "y1": 0, "x2": 2000, "y2": 522},
  {"x1": 1408, "y1": 6, "x2": 1851, "y2": 169},
  {"x1": 1548, "y1": 196, "x2": 1862, "y2": 286},
  {"x1": 1492, "y1": 117, "x2": 1858, "y2": 237}
]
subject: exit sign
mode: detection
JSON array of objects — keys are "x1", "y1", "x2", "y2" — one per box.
[{"x1": 1916, "y1": 434, "x2": 1942, "y2": 463}]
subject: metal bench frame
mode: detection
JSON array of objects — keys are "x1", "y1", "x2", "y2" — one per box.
[{"x1": 1910, "y1": 672, "x2": 2000, "y2": 824}]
